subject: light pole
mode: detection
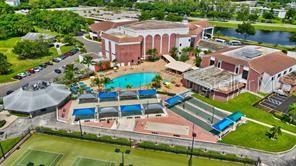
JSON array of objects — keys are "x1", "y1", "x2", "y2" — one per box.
[
  {"x1": 75, "y1": 117, "x2": 83, "y2": 137},
  {"x1": 211, "y1": 107, "x2": 215, "y2": 124},
  {"x1": 188, "y1": 123, "x2": 196, "y2": 166},
  {"x1": 115, "y1": 148, "x2": 131, "y2": 166}
]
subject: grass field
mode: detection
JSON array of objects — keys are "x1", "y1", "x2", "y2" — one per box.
[
  {"x1": 3, "y1": 134, "x2": 245, "y2": 166},
  {"x1": 0, "y1": 37, "x2": 74, "y2": 83},
  {"x1": 193, "y1": 93, "x2": 296, "y2": 133},
  {"x1": 221, "y1": 122, "x2": 296, "y2": 152},
  {"x1": 0, "y1": 137, "x2": 22, "y2": 154}
]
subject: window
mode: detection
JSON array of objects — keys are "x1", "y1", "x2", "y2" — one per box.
[
  {"x1": 271, "y1": 77, "x2": 274, "y2": 81},
  {"x1": 284, "y1": 71, "x2": 287, "y2": 75},
  {"x1": 289, "y1": 68, "x2": 293, "y2": 72},
  {"x1": 210, "y1": 59, "x2": 215, "y2": 66},
  {"x1": 277, "y1": 73, "x2": 281, "y2": 78},
  {"x1": 242, "y1": 70, "x2": 249, "y2": 80},
  {"x1": 217, "y1": 61, "x2": 222, "y2": 68},
  {"x1": 235, "y1": 66, "x2": 240, "y2": 74},
  {"x1": 188, "y1": 39, "x2": 191, "y2": 42},
  {"x1": 179, "y1": 43, "x2": 182, "y2": 46}
]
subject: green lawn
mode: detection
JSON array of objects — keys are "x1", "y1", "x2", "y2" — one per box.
[
  {"x1": 3, "y1": 134, "x2": 245, "y2": 166},
  {"x1": 221, "y1": 122, "x2": 296, "y2": 152},
  {"x1": 0, "y1": 136, "x2": 22, "y2": 154},
  {"x1": 0, "y1": 37, "x2": 74, "y2": 83},
  {"x1": 193, "y1": 93, "x2": 296, "y2": 133}
]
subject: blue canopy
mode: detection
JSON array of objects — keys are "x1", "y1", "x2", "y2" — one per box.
[
  {"x1": 120, "y1": 104, "x2": 142, "y2": 113},
  {"x1": 227, "y1": 111, "x2": 243, "y2": 122},
  {"x1": 165, "y1": 95, "x2": 184, "y2": 106},
  {"x1": 138, "y1": 89, "x2": 157, "y2": 96},
  {"x1": 98, "y1": 91, "x2": 118, "y2": 99},
  {"x1": 73, "y1": 107, "x2": 96, "y2": 116},
  {"x1": 212, "y1": 118, "x2": 234, "y2": 132}
]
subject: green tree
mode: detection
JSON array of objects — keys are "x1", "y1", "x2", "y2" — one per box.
[
  {"x1": 288, "y1": 103, "x2": 296, "y2": 122},
  {"x1": 12, "y1": 39, "x2": 50, "y2": 59},
  {"x1": 146, "y1": 48, "x2": 159, "y2": 62},
  {"x1": 192, "y1": 48, "x2": 202, "y2": 57},
  {"x1": 169, "y1": 47, "x2": 178, "y2": 60},
  {"x1": 262, "y1": 11, "x2": 274, "y2": 20},
  {"x1": 236, "y1": 22, "x2": 256, "y2": 41},
  {"x1": 81, "y1": 55, "x2": 93, "y2": 69},
  {"x1": 64, "y1": 64, "x2": 78, "y2": 83},
  {"x1": 151, "y1": 74, "x2": 162, "y2": 89},
  {"x1": 126, "y1": 84, "x2": 133, "y2": 89},
  {"x1": 0, "y1": 52, "x2": 12, "y2": 74},
  {"x1": 194, "y1": 55, "x2": 202, "y2": 67},
  {"x1": 269, "y1": 126, "x2": 282, "y2": 140},
  {"x1": 0, "y1": 2, "x2": 14, "y2": 15}
]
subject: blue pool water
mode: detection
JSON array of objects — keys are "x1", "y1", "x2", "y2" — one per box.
[{"x1": 104, "y1": 72, "x2": 157, "y2": 89}]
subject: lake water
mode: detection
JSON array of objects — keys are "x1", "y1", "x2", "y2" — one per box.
[{"x1": 215, "y1": 27, "x2": 295, "y2": 46}]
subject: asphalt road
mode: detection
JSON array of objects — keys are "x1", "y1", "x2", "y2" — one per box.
[{"x1": 0, "y1": 36, "x2": 101, "y2": 97}]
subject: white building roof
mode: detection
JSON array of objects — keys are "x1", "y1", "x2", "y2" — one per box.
[
  {"x1": 3, "y1": 83, "x2": 70, "y2": 113},
  {"x1": 165, "y1": 61, "x2": 192, "y2": 73}
]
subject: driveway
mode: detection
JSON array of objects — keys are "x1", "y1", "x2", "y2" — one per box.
[{"x1": 75, "y1": 36, "x2": 101, "y2": 54}]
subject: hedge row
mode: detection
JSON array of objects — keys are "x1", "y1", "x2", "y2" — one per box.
[
  {"x1": 36, "y1": 127, "x2": 131, "y2": 146},
  {"x1": 138, "y1": 141, "x2": 256, "y2": 165},
  {"x1": 36, "y1": 127, "x2": 255, "y2": 164}
]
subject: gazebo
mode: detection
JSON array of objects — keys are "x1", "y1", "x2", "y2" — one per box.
[{"x1": 120, "y1": 104, "x2": 142, "y2": 117}]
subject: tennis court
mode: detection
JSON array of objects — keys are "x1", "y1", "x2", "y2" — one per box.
[
  {"x1": 15, "y1": 149, "x2": 63, "y2": 166},
  {"x1": 73, "y1": 157, "x2": 115, "y2": 166}
]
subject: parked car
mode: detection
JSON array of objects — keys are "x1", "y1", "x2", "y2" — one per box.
[
  {"x1": 13, "y1": 75, "x2": 23, "y2": 80},
  {"x1": 24, "y1": 71, "x2": 31, "y2": 76},
  {"x1": 40, "y1": 64, "x2": 47, "y2": 68},
  {"x1": 6, "y1": 90, "x2": 14, "y2": 95},
  {"x1": 53, "y1": 57, "x2": 62, "y2": 62},
  {"x1": 33, "y1": 67, "x2": 41, "y2": 72},
  {"x1": 16, "y1": 73, "x2": 27, "y2": 79},
  {"x1": 54, "y1": 69, "x2": 62, "y2": 74},
  {"x1": 27, "y1": 69, "x2": 35, "y2": 74},
  {"x1": 60, "y1": 55, "x2": 67, "y2": 60},
  {"x1": 70, "y1": 48, "x2": 79, "y2": 55},
  {"x1": 45, "y1": 61, "x2": 54, "y2": 66}
]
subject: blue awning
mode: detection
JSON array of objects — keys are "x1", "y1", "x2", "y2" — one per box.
[
  {"x1": 138, "y1": 89, "x2": 157, "y2": 96},
  {"x1": 165, "y1": 95, "x2": 184, "y2": 106},
  {"x1": 98, "y1": 91, "x2": 118, "y2": 99},
  {"x1": 227, "y1": 111, "x2": 244, "y2": 122},
  {"x1": 212, "y1": 118, "x2": 234, "y2": 132},
  {"x1": 73, "y1": 107, "x2": 96, "y2": 116},
  {"x1": 120, "y1": 104, "x2": 142, "y2": 113}
]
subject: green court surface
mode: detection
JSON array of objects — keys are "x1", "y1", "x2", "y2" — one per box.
[
  {"x1": 15, "y1": 149, "x2": 63, "y2": 166},
  {"x1": 73, "y1": 157, "x2": 115, "y2": 166},
  {"x1": 3, "y1": 134, "x2": 245, "y2": 166}
]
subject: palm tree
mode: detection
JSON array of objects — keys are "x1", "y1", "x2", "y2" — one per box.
[
  {"x1": 169, "y1": 47, "x2": 178, "y2": 60},
  {"x1": 269, "y1": 126, "x2": 282, "y2": 140},
  {"x1": 288, "y1": 103, "x2": 296, "y2": 123},
  {"x1": 146, "y1": 48, "x2": 158, "y2": 61},
  {"x1": 102, "y1": 77, "x2": 111, "y2": 85},
  {"x1": 81, "y1": 55, "x2": 93, "y2": 69},
  {"x1": 194, "y1": 55, "x2": 202, "y2": 67},
  {"x1": 64, "y1": 64, "x2": 78, "y2": 83},
  {"x1": 152, "y1": 75, "x2": 163, "y2": 89},
  {"x1": 192, "y1": 48, "x2": 202, "y2": 57}
]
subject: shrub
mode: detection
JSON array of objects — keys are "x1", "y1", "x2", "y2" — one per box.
[{"x1": 36, "y1": 127, "x2": 130, "y2": 146}]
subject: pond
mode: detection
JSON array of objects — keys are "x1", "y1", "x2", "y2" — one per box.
[
  {"x1": 104, "y1": 72, "x2": 157, "y2": 89},
  {"x1": 215, "y1": 27, "x2": 295, "y2": 46}
]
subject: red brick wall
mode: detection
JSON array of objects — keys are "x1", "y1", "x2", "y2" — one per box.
[
  {"x1": 200, "y1": 56, "x2": 210, "y2": 68},
  {"x1": 145, "y1": 35, "x2": 152, "y2": 54},
  {"x1": 162, "y1": 34, "x2": 169, "y2": 54},
  {"x1": 108, "y1": 41, "x2": 112, "y2": 61},
  {"x1": 246, "y1": 69, "x2": 261, "y2": 92},
  {"x1": 115, "y1": 44, "x2": 141, "y2": 65},
  {"x1": 169, "y1": 33, "x2": 176, "y2": 50},
  {"x1": 213, "y1": 92, "x2": 228, "y2": 102},
  {"x1": 221, "y1": 61, "x2": 235, "y2": 72},
  {"x1": 154, "y1": 34, "x2": 161, "y2": 55}
]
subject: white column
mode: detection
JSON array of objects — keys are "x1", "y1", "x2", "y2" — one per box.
[
  {"x1": 211, "y1": 27, "x2": 214, "y2": 39},
  {"x1": 160, "y1": 35, "x2": 163, "y2": 54},
  {"x1": 202, "y1": 29, "x2": 205, "y2": 39},
  {"x1": 143, "y1": 35, "x2": 146, "y2": 59},
  {"x1": 152, "y1": 35, "x2": 155, "y2": 49},
  {"x1": 168, "y1": 34, "x2": 171, "y2": 53}
]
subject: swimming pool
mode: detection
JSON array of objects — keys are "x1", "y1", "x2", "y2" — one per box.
[{"x1": 104, "y1": 72, "x2": 157, "y2": 89}]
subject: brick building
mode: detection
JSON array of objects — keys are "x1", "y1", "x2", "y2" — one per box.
[
  {"x1": 199, "y1": 46, "x2": 296, "y2": 93},
  {"x1": 95, "y1": 19, "x2": 214, "y2": 65}
]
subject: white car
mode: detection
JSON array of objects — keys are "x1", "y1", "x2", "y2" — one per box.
[{"x1": 17, "y1": 72, "x2": 27, "y2": 78}]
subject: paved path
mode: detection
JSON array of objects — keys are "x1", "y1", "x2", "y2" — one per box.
[{"x1": 1, "y1": 113, "x2": 295, "y2": 166}]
